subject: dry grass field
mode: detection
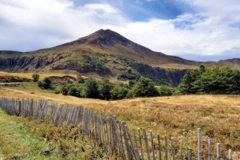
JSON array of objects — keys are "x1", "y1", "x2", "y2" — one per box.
[
  {"x1": 1, "y1": 70, "x2": 240, "y2": 157},
  {"x1": 1, "y1": 83, "x2": 240, "y2": 157}
]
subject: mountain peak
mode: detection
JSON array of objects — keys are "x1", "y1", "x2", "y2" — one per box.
[
  {"x1": 94, "y1": 29, "x2": 115, "y2": 35},
  {"x1": 60, "y1": 29, "x2": 164, "y2": 57},
  {"x1": 78, "y1": 29, "x2": 130, "y2": 47}
]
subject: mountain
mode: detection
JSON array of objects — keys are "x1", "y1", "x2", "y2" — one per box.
[
  {"x1": 0, "y1": 29, "x2": 239, "y2": 86},
  {"x1": 54, "y1": 29, "x2": 198, "y2": 68}
]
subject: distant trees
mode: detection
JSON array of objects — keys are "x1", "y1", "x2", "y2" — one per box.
[
  {"x1": 60, "y1": 76, "x2": 172, "y2": 100},
  {"x1": 32, "y1": 73, "x2": 40, "y2": 82},
  {"x1": 38, "y1": 77, "x2": 53, "y2": 89},
  {"x1": 178, "y1": 66, "x2": 240, "y2": 94}
]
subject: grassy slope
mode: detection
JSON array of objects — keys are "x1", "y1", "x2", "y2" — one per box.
[
  {"x1": 0, "y1": 110, "x2": 49, "y2": 160},
  {"x1": 0, "y1": 110, "x2": 114, "y2": 160}
]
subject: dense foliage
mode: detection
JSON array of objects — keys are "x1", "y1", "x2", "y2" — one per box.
[
  {"x1": 178, "y1": 65, "x2": 240, "y2": 94},
  {"x1": 132, "y1": 77, "x2": 159, "y2": 97},
  {"x1": 61, "y1": 76, "x2": 173, "y2": 100},
  {"x1": 32, "y1": 73, "x2": 40, "y2": 82},
  {"x1": 38, "y1": 77, "x2": 54, "y2": 89}
]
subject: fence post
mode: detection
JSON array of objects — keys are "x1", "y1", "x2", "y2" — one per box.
[
  {"x1": 143, "y1": 128, "x2": 151, "y2": 160},
  {"x1": 138, "y1": 128, "x2": 144, "y2": 160},
  {"x1": 118, "y1": 122, "x2": 125, "y2": 159},
  {"x1": 228, "y1": 149, "x2": 232, "y2": 160},
  {"x1": 133, "y1": 129, "x2": 138, "y2": 148},
  {"x1": 122, "y1": 123, "x2": 132, "y2": 160},
  {"x1": 150, "y1": 130, "x2": 156, "y2": 160},
  {"x1": 208, "y1": 139, "x2": 212, "y2": 160},
  {"x1": 188, "y1": 148, "x2": 192, "y2": 160},
  {"x1": 198, "y1": 128, "x2": 202, "y2": 160},
  {"x1": 171, "y1": 138, "x2": 175, "y2": 160},
  {"x1": 126, "y1": 126, "x2": 141, "y2": 160},
  {"x1": 165, "y1": 136, "x2": 168, "y2": 160},
  {"x1": 157, "y1": 135, "x2": 162, "y2": 160},
  {"x1": 180, "y1": 137, "x2": 183, "y2": 160},
  {"x1": 216, "y1": 143, "x2": 220, "y2": 160}
]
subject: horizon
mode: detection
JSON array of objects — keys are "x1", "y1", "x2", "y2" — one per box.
[{"x1": 0, "y1": 0, "x2": 240, "y2": 61}]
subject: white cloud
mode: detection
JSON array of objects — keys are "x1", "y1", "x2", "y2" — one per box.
[{"x1": 0, "y1": 0, "x2": 240, "y2": 60}]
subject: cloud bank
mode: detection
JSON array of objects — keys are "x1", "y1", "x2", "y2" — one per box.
[{"x1": 0, "y1": 0, "x2": 240, "y2": 61}]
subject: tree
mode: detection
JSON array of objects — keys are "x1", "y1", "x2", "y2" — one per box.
[
  {"x1": 83, "y1": 78, "x2": 99, "y2": 98},
  {"x1": 38, "y1": 77, "x2": 53, "y2": 89},
  {"x1": 32, "y1": 73, "x2": 40, "y2": 82},
  {"x1": 111, "y1": 87, "x2": 129, "y2": 100},
  {"x1": 178, "y1": 69, "x2": 201, "y2": 94},
  {"x1": 200, "y1": 64, "x2": 206, "y2": 73},
  {"x1": 99, "y1": 79, "x2": 113, "y2": 100},
  {"x1": 132, "y1": 77, "x2": 159, "y2": 97},
  {"x1": 178, "y1": 66, "x2": 240, "y2": 95},
  {"x1": 158, "y1": 86, "x2": 172, "y2": 96}
]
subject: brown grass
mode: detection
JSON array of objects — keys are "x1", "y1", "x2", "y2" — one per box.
[{"x1": 1, "y1": 85, "x2": 240, "y2": 157}]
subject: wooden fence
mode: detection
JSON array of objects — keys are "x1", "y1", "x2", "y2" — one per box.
[{"x1": 0, "y1": 98, "x2": 234, "y2": 160}]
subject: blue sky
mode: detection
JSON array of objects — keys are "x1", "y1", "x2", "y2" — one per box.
[{"x1": 0, "y1": 0, "x2": 240, "y2": 61}]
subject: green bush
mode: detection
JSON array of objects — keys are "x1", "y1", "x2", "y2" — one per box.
[
  {"x1": 38, "y1": 77, "x2": 53, "y2": 89},
  {"x1": 83, "y1": 78, "x2": 100, "y2": 98},
  {"x1": 158, "y1": 86, "x2": 173, "y2": 96},
  {"x1": 132, "y1": 77, "x2": 159, "y2": 97},
  {"x1": 32, "y1": 73, "x2": 40, "y2": 82},
  {"x1": 67, "y1": 85, "x2": 80, "y2": 97},
  {"x1": 98, "y1": 79, "x2": 113, "y2": 100},
  {"x1": 111, "y1": 87, "x2": 129, "y2": 100},
  {"x1": 77, "y1": 74, "x2": 85, "y2": 83}
]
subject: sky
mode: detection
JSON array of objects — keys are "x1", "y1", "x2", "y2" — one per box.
[{"x1": 0, "y1": 0, "x2": 240, "y2": 61}]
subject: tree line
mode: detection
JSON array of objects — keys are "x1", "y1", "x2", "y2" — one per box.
[
  {"x1": 61, "y1": 76, "x2": 173, "y2": 100},
  {"x1": 178, "y1": 65, "x2": 240, "y2": 94},
  {"x1": 33, "y1": 65, "x2": 240, "y2": 100}
]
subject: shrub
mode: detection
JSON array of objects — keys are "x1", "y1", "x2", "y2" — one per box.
[
  {"x1": 67, "y1": 85, "x2": 80, "y2": 97},
  {"x1": 83, "y1": 78, "x2": 100, "y2": 98},
  {"x1": 111, "y1": 87, "x2": 129, "y2": 100},
  {"x1": 98, "y1": 79, "x2": 113, "y2": 100},
  {"x1": 132, "y1": 77, "x2": 159, "y2": 97},
  {"x1": 38, "y1": 77, "x2": 53, "y2": 89},
  {"x1": 32, "y1": 73, "x2": 40, "y2": 82},
  {"x1": 62, "y1": 84, "x2": 73, "y2": 95},
  {"x1": 77, "y1": 74, "x2": 85, "y2": 83},
  {"x1": 158, "y1": 86, "x2": 173, "y2": 96}
]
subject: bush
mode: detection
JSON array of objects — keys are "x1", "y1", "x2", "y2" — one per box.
[
  {"x1": 83, "y1": 78, "x2": 100, "y2": 98},
  {"x1": 132, "y1": 77, "x2": 159, "y2": 97},
  {"x1": 67, "y1": 85, "x2": 80, "y2": 97},
  {"x1": 38, "y1": 77, "x2": 53, "y2": 89},
  {"x1": 158, "y1": 86, "x2": 173, "y2": 96},
  {"x1": 62, "y1": 84, "x2": 72, "y2": 95},
  {"x1": 99, "y1": 79, "x2": 113, "y2": 100},
  {"x1": 32, "y1": 73, "x2": 40, "y2": 82},
  {"x1": 111, "y1": 87, "x2": 129, "y2": 100},
  {"x1": 77, "y1": 74, "x2": 85, "y2": 83}
]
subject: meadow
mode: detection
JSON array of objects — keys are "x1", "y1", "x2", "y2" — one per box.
[{"x1": 0, "y1": 72, "x2": 240, "y2": 158}]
